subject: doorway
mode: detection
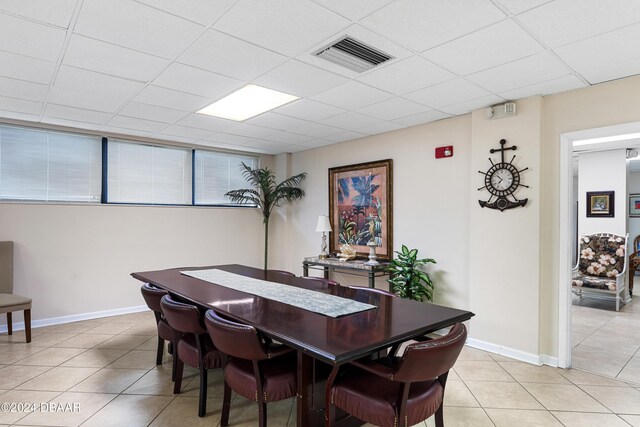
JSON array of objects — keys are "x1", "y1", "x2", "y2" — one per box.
[{"x1": 559, "y1": 122, "x2": 640, "y2": 382}]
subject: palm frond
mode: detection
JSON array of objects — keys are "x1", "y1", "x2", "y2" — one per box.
[{"x1": 225, "y1": 189, "x2": 262, "y2": 207}]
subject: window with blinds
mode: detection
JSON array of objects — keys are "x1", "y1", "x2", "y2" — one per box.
[
  {"x1": 194, "y1": 150, "x2": 258, "y2": 205},
  {"x1": 107, "y1": 139, "x2": 192, "y2": 205},
  {"x1": 0, "y1": 125, "x2": 101, "y2": 202}
]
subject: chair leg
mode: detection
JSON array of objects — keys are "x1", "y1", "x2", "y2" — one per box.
[
  {"x1": 156, "y1": 337, "x2": 165, "y2": 365},
  {"x1": 198, "y1": 366, "x2": 208, "y2": 417},
  {"x1": 171, "y1": 345, "x2": 177, "y2": 382},
  {"x1": 24, "y1": 309, "x2": 31, "y2": 343},
  {"x1": 173, "y1": 359, "x2": 184, "y2": 394},
  {"x1": 221, "y1": 380, "x2": 231, "y2": 427},
  {"x1": 434, "y1": 403, "x2": 444, "y2": 427},
  {"x1": 6, "y1": 312, "x2": 12, "y2": 335},
  {"x1": 258, "y1": 401, "x2": 267, "y2": 427}
]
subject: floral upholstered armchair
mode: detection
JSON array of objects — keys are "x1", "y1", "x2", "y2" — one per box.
[{"x1": 572, "y1": 233, "x2": 629, "y2": 311}]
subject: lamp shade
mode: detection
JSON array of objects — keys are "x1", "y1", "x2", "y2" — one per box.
[{"x1": 315, "y1": 215, "x2": 332, "y2": 232}]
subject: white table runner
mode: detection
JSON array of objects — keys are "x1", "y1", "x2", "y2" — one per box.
[{"x1": 180, "y1": 269, "x2": 375, "y2": 318}]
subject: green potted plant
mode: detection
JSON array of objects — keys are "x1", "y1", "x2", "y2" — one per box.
[
  {"x1": 225, "y1": 163, "x2": 306, "y2": 270},
  {"x1": 387, "y1": 245, "x2": 436, "y2": 302}
]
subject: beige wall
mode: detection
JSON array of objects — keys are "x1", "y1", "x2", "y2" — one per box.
[{"x1": 0, "y1": 203, "x2": 265, "y2": 324}]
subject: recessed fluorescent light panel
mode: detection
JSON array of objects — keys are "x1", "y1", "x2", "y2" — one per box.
[
  {"x1": 573, "y1": 132, "x2": 640, "y2": 146},
  {"x1": 197, "y1": 84, "x2": 299, "y2": 121}
]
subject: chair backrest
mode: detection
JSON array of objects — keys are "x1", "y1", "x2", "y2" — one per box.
[
  {"x1": 577, "y1": 233, "x2": 626, "y2": 277},
  {"x1": 0, "y1": 241, "x2": 13, "y2": 294},
  {"x1": 205, "y1": 309, "x2": 269, "y2": 361},
  {"x1": 266, "y1": 269, "x2": 296, "y2": 277},
  {"x1": 160, "y1": 294, "x2": 206, "y2": 335},
  {"x1": 299, "y1": 277, "x2": 339, "y2": 287},
  {"x1": 348, "y1": 286, "x2": 395, "y2": 297},
  {"x1": 140, "y1": 283, "x2": 167, "y2": 313},
  {"x1": 393, "y1": 323, "x2": 466, "y2": 383}
]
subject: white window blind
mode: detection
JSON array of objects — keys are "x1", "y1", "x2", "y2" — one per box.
[
  {"x1": 0, "y1": 125, "x2": 101, "y2": 202},
  {"x1": 107, "y1": 139, "x2": 192, "y2": 205},
  {"x1": 194, "y1": 151, "x2": 258, "y2": 205}
]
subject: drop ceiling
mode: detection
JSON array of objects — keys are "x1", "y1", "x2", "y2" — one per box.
[{"x1": 1, "y1": 0, "x2": 640, "y2": 155}]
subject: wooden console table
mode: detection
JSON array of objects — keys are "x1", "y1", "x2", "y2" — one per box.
[{"x1": 302, "y1": 257, "x2": 391, "y2": 288}]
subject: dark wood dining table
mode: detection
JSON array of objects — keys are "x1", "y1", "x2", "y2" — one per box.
[{"x1": 131, "y1": 264, "x2": 474, "y2": 427}]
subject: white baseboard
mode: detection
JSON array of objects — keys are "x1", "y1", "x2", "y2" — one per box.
[
  {"x1": 466, "y1": 337, "x2": 558, "y2": 367},
  {"x1": 0, "y1": 305, "x2": 148, "y2": 333}
]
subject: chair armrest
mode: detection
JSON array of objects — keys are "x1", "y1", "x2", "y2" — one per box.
[{"x1": 349, "y1": 357, "x2": 399, "y2": 380}]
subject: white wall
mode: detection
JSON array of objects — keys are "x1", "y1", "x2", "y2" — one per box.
[
  {"x1": 0, "y1": 203, "x2": 265, "y2": 324},
  {"x1": 577, "y1": 149, "x2": 627, "y2": 236}
]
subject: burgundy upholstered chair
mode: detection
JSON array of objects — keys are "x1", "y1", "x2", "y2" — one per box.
[
  {"x1": 347, "y1": 285, "x2": 395, "y2": 297},
  {"x1": 140, "y1": 284, "x2": 180, "y2": 378},
  {"x1": 299, "y1": 276, "x2": 340, "y2": 289},
  {"x1": 266, "y1": 269, "x2": 296, "y2": 277},
  {"x1": 204, "y1": 309, "x2": 297, "y2": 427},
  {"x1": 326, "y1": 323, "x2": 467, "y2": 427},
  {"x1": 160, "y1": 295, "x2": 224, "y2": 417}
]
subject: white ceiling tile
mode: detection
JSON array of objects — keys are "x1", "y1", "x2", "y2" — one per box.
[
  {"x1": 0, "y1": 77, "x2": 48, "y2": 102},
  {"x1": 42, "y1": 117, "x2": 108, "y2": 131},
  {"x1": 311, "y1": 81, "x2": 393, "y2": 110},
  {"x1": 405, "y1": 78, "x2": 491, "y2": 108},
  {"x1": 194, "y1": 140, "x2": 243, "y2": 151},
  {"x1": 518, "y1": 0, "x2": 640, "y2": 48},
  {"x1": 0, "y1": 0, "x2": 77, "y2": 28},
  {"x1": 108, "y1": 115, "x2": 168, "y2": 133},
  {"x1": 206, "y1": 132, "x2": 257, "y2": 146},
  {"x1": 214, "y1": 0, "x2": 350, "y2": 56},
  {"x1": 175, "y1": 114, "x2": 236, "y2": 132},
  {"x1": 254, "y1": 60, "x2": 348, "y2": 98},
  {"x1": 439, "y1": 94, "x2": 504, "y2": 115},
  {"x1": 357, "y1": 98, "x2": 429, "y2": 121},
  {"x1": 63, "y1": 35, "x2": 169, "y2": 82},
  {"x1": 0, "y1": 51, "x2": 54, "y2": 84},
  {"x1": 495, "y1": 0, "x2": 552, "y2": 15},
  {"x1": 361, "y1": 0, "x2": 505, "y2": 51},
  {"x1": 160, "y1": 125, "x2": 214, "y2": 139},
  {"x1": 134, "y1": 0, "x2": 236, "y2": 25},
  {"x1": 153, "y1": 63, "x2": 243, "y2": 99},
  {"x1": 75, "y1": 0, "x2": 204, "y2": 58},
  {"x1": 133, "y1": 86, "x2": 211, "y2": 111},
  {"x1": 0, "y1": 95, "x2": 42, "y2": 115},
  {"x1": 118, "y1": 102, "x2": 189, "y2": 124},
  {"x1": 0, "y1": 13, "x2": 66, "y2": 61},
  {"x1": 274, "y1": 99, "x2": 345, "y2": 121},
  {"x1": 178, "y1": 30, "x2": 287, "y2": 81},
  {"x1": 578, "y1": 59, "x2": 640, "y2": 86},
  {"x1": 357, "y1": 56, "x2": 454, "y2": 96},
  {"x1": 497, "y1": 74, "x2": 586, "y2": 100},
  {"x1": 466, "y1": 52, "x2": 571, "y2": 93},
  {"x1": 107, "y1": 128, "x2": 155, "y2": 139},
  {"x1": 151, "y1": 133, "x2": 198, "y2": 144},
  {"x1": 225, "y1": 123, "x2": 278, "y2": 139},
  {"x1": 48, "y1": 66, "x2": 144, "y2": 113},
  {"x1": 298, "y1": 139, "x2": 337, "y2": 149},
  {"x1": 555, "y1": 23, "x2": 640, "y2": 76},
  {"x1": 311, "y1": 0, "x2": 393, "y2": 20},
  {"x1": 391, "y1": 110, "x2": 452, "y2": 127},
  {"x1": 0, "y1": 109, "x2": 39, "y2": 122},
  {"x1": 354, "y1": 121, "x2": 403, "y2": 135},
  {"x1": 423, "y1": 20, "x2": 544, "y2": 76},
  {"x1": 279, "y1": 144, "x2": 308, "y2": 153},
  {"x1": 246, "y1": 113, "x2": 311, "y2": 131},
  {"x1": 324, "y1": 131, "x2": 367, "y2": 142},
  {"x1": 321, "y1": 112, "x2": 380, "y2": 130},
  {"x1": 263, "y1": 130, "x2": 314, "y2": 145},
  {"x1": 287, "y1": 122, "x2": 344, "y2": 138},
  {"x1": 43, "y1": 103, "x2": 113, "y2": 125}
]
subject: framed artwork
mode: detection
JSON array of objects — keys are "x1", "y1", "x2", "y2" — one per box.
[
  {"x1": 630, "y1": 194, "x2": 640, "y2": 217},
  {"x1": 586, "y1": 191, "x2": 614, "y2": 217},
  {"x1": 328, "y1": 159, "x2": 393, "y2": 259}
]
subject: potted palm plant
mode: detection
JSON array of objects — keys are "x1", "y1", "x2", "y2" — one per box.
[
  {"x1": 225, "y1": 163, "x2": 306, "y2": 270},
  {"x1": 387, "y1": 245, "x2": 436, "y2": 302}
]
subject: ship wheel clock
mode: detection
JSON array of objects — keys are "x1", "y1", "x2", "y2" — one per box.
[{"x1": 478, "y1": 139, "x2": 529, "y2": 212}]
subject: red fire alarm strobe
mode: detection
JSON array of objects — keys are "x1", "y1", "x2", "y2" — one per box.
[{"x1": 435, "y1": 145, "x2": 453, "y2": 159}]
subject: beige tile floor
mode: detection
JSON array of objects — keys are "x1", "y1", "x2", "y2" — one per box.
[
  {"x1": 0, "y1": 311, "x2": 637, "y2": 426},
  {"x1": 572, "y1": 294, "x2": 640, "y2": 385}
]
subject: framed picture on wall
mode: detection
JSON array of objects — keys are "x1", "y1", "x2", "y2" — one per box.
[
  {"x1": 630, "y1": 194, "x2": 640, "y2": 217},
  {"x1": 328, "y1": 159, "x2": 393, "y2": 259},
  {"x1": 586, "y1": 191, "x2": 614, "y2": 217}
]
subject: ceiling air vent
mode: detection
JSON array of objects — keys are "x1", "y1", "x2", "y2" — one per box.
[{"x1": 314, "y1": 36, "x2": 393, "y2": 73}]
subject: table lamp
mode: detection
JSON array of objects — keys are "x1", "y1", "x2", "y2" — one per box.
[{"x1": 315, "y1": 215, "x2": 332, "y2": 259}]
